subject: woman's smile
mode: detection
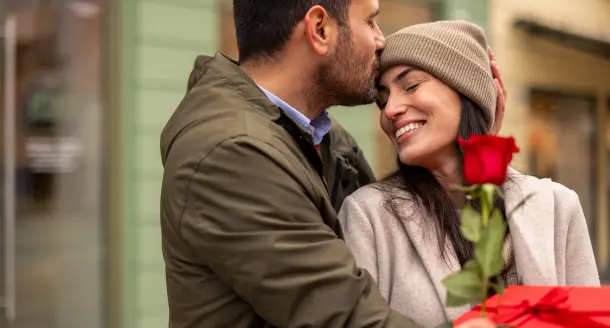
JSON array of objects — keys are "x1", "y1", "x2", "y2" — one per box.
[{"x1": 395, "y1": 120, "x2": 427, "y2": 143}]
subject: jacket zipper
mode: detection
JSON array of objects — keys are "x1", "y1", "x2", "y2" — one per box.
[
  {"x1": 275, "y1": 114, "x2": 325, "y2": 180},
  {"x1": 330, "y1": 158, "x2": 342, "y2": 206}
]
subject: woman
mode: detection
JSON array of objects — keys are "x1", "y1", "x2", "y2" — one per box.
[{"x1": 338, "y1": 20, "x2": 600, "y2": 327}]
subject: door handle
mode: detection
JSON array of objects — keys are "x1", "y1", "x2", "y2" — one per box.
[{"x1": 2, "y1": 15, "x2": 17, "y2": 324}]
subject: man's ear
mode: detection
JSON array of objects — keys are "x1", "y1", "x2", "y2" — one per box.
[{"x1": 303, "y1": 5, "x2": 335, "y2": 56}]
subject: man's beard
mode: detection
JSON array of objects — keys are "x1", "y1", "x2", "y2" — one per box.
[{"x1": 311, "y1": 30, "x2": 378, "y2": 109}]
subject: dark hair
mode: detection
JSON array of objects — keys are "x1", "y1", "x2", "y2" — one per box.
[
  {"x1": 233, "y1": 0, "x2": 350, "y2": 63},
  {"x1": 377, "y1": 94, "x2": 507, "y2": 268}
]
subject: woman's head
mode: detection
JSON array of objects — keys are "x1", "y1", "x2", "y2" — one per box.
[
  {"x1": 376, "y1": 20, "x2": 496, "y2": 169},
  {"x1": 374, "y1": 21, "x2": 507, "y2": 269}
]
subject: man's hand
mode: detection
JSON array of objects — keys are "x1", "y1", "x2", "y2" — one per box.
[
  {"x1": 488, "y1": 47, "x2": 507, "y2": 135},
  {"x1": 455, "y1": 317, "x2": 497, "y2": 328}
]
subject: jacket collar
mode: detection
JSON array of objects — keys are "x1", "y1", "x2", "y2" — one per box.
[
  {"x1": 402, "y1": 168, "x2": 557, "y2": 320},
  {"x1": 196, "y1": 53, "x2": 283, "y2": 122},
  {"x1": 198, "y1": 53, "x2": 327, "y2": 183}
]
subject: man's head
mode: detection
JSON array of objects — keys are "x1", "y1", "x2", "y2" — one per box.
[{"x1": 233, "y1": 0, "x2": 385, "y2": 108}]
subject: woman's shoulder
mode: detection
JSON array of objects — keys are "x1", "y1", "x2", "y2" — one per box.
[
  {"x1": 346, "y1": 183, "x2": 386, "y2": 202},
  {"x1": 341, "y1": 179, "x2": 415, "y2": 217},
  {"x1": 348, "y1": 178, "x2": 415, "y2": 203},
  {"x1": 506, "y1": 168, "x2": 579, "y2": 205},
  {"x1": 341, "y1": 183, "x2": 388, "y2": 215}
]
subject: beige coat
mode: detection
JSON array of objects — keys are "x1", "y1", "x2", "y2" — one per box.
[{"x1": 338, "y1": 169, "x2": 600, "y2": 327}]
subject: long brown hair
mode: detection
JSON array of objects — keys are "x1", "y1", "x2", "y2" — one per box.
[{"x1": 376, "y1": 94, "x2": 507, "y2": 267}]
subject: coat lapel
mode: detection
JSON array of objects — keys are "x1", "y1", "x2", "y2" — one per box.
[
  {"x1": 403, "y1": 210, "x2": 472, "y2": 321},
  {"x1": 503, "y1": 169, "x2": 558, "y2": 285}
]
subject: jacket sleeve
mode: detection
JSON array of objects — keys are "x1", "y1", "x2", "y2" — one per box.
[
  {"x1": 563, "y1": 190, "x2": 600, "y2": 286},
  {"x1": 338, "y1": 195, "x2": 380, "y2": 283},
  {"x1": 178, "y1": 136, "x2": 422, "y2": 328}
]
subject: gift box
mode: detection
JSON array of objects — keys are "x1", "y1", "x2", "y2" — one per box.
[{"x1": 454, "y1": 285, "x2": 610, "y2": 327}]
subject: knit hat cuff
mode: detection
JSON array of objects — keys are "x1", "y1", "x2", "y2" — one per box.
[{"x1": 380, "y1": 32, "x2": 496, "y2": 131}]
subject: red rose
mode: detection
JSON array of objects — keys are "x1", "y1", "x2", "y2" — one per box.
[{"x1": 458, "y1": 135, "x2": 520, "y2": 186}]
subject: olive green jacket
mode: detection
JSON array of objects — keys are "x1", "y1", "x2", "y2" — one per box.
[
  {"x1": 320, "y1": 119, "x2": 376, "y2": 212},
  {"x1": 159, "y1": 53, "x2": 422, "y2": 328}
]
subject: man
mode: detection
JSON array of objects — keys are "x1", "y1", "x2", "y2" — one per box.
[{"x1": 160, "y1": 0, "x2": 504, "y2": 327}]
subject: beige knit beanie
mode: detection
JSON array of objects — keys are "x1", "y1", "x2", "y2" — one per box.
[{"x1": 380, "y1": 20, "x2": 496, "y2": 132}]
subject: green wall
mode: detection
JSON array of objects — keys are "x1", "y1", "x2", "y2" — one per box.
[
  {"x1": 440, "y1": 0, "x2": 490, "y2": 39},
  {"x1": 119, "y1": 0, "x2": 219, "y2": 327}
]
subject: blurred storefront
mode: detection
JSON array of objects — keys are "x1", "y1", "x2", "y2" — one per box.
[
  {"x1": 1, "y1": 0, "x2": 108, "y2": 327},
  {"x1": 487, "y1": 0, "x2": 610, "y2": 280}
]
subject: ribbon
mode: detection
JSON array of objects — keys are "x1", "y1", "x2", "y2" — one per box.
[{"x1": 472, "y1": 288, "x2": 610, "y2": 327}]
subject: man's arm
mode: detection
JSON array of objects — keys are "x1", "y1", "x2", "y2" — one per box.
[{"x1": 177, "y1": 136, "x2": 422, "y2": 328}]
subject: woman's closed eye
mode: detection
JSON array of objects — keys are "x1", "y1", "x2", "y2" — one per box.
[
  {"x1": 405, "y1": 83, "x2": 421, "y2": 93},
  {"x1": 376, "y1": 84, "x2": 421, "y2": 109}
]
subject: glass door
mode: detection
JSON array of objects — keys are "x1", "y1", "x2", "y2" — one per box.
[{"x1": 1, "y1": 1, "x2": 107, "y2": 327}]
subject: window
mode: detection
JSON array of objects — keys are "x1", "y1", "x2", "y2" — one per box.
[{"x1": 528, "y1": 90, "x2": 597, "y2": 226}]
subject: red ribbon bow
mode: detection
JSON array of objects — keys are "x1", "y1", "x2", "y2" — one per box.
[{"x1": 473, "y1": 288, "x2": 610, "y2": 327}]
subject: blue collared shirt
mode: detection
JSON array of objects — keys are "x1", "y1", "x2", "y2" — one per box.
[{"x1": 259, "y1": 86, "x2": 331, "y2": 145}]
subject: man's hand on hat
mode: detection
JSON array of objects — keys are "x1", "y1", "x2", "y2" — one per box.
[{"x1": 488, "y1": 47, "x2": 507, "y2": 136}]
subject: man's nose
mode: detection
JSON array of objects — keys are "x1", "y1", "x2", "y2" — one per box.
[{"x1": 375, "y1": 28, "x2": 386, "y2": 51}]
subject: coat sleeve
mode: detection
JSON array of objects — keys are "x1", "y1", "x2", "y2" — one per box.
[
  {"x1": 338, "y1": 195, "x2": 380, "y2": 283},
  {"x1": 178, "y1": 136, "x2": 422, "y2": 328},
  {"x1": 563, "y1": 189, "x2": 600, "y2": 286}
]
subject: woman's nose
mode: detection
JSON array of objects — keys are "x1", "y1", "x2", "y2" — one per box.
[{"x1": 383, "y1": 102, "x2": 407, "y2": 121}]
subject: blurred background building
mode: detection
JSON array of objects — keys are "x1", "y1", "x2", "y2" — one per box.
[{"x1": 0, "y1": 0, "x2": 608, "y2": 327}]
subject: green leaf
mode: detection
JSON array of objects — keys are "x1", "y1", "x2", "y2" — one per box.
[
  {"x1": 446, "y1": 292, "x2": 474, "y2": 307},
  {"x1": 442, "y1": 262, "x2": 483, "y2": 305},
  {"x1": 463, "y1": 259, "x2": 481, "y2": 273},
  {"x1": 460, "y1": 204, "x2": 482, "y2": 242},
  {"x1": 491, "y1": 276, "x2": 505, "y2": 295},
  {"x1": 475, "y1": 209, "x2": 507, "y2": 278},
  {"x1": 495, "y1": 186, "x2": 505, "y2": 199}
]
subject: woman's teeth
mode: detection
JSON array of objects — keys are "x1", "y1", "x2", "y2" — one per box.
[{"x1": 396, "y1": 122, "x2": 424, "y2": 138}]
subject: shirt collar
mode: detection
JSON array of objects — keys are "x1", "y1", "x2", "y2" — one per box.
[{"x1": 258, "y1": 85, "x2": 331, "y2": 144}]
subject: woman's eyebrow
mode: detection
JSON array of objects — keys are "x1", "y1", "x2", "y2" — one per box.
[
  {"x1": 378, "y1": 68, "x2": 423, "y2": 90},
  {"x1": 392, "y1": 67, "x2": 422, "y2": 83}
]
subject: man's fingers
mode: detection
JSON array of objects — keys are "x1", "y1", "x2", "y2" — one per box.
[
  {"x1": 456, "y1": 317, "x2": 497, "y2": 328},
  {"x1": 491, "y1": 79, "x2": 506, "y2": 135},
  {"x1": 490, "y1": 59, "x2": 507, "y2": 98},
  {"x1": 496, "y1": 79, "x2": 505, "y2": 106},
  {"x1": 487, "y1": 48, "x2": 508, "y2": 136},
  {"x1": 488, "y1": 46, "x2": 495, "y2": 61}
]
